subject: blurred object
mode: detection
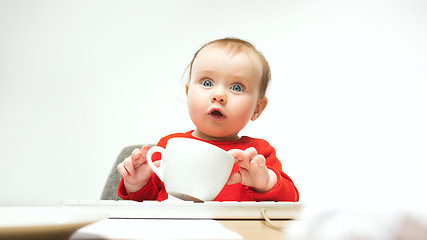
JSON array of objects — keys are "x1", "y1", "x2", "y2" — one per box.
[
  {"x1": 0, "y1": 207, "x2": 107, "y2": 240},
  {"x1": 285, "y1": 207, "x2": 427, "y2": 240}
]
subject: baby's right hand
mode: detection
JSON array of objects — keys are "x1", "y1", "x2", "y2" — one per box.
[{"x1": 117, "y1": 145, "x2": 158, "y2": 193}]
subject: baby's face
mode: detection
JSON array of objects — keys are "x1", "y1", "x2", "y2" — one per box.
[{"x1": 186, "y1": 45, "x2": 266, "y2": 140}]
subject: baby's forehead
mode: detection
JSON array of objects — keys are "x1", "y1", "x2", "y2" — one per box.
[
  {"x1": 198, "y1": 44, "x2": 261, "y2": 65},
  {"x1": 201, "y1": 43, "x2": 255, "y2": 57},
  {"x1": 194, "y1": 44, "x2": 263, "y2": 83}
]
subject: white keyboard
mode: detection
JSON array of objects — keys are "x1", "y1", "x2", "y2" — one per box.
[{"x1": 61, "y1": 200, "x2": 303, "y2": 220}]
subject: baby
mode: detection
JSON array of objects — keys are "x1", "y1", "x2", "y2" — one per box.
[{"x1": 117, "y1": 37, "x2": 299, "y2": 201}]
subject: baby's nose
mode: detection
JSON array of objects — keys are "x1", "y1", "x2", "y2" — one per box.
[{"x1": 211, "y1": 92, "x2": 227, "y2": 104}]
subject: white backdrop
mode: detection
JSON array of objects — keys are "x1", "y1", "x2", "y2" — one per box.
[{"x1": 1, "y1": 0, "x2": 426, "y2": 209}]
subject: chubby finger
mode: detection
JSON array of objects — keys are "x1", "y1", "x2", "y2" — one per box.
[
  {"x1": 153, "y1": 160, "x2": 161, "y2": 168},
  {"x1": 139, "y1": 145, "x2": 150, "y2": 161},
  {"x1": 250, "y1": 154, "x2": 266, "y2": 168},
  {"x1": 229, "y1": 150, "x2": 249, "y2": 169},
  {"x1": 228, "y1": 149, "x2": 245, "y2": 161},
  {"x1": 117, "y1": 161, "x2": 134, "y2": 178},
  {"x1": 226, "y1": 172, "x2": 242, "y2": 185},
  {"x1": 244, "y1": 147, "x2": 258, "y2": 161},
  {"x1": 117, "y1": 162, "x2": 128, "y2": 177},
  {"x1": 123, "y1": 158, "x2": 136, "y2": 176},
  {"x1": 132, "y1": 146, "x2": 150, "y2": 168},
  {"x1": 131, "y1": 148, "x2": 141, "y2": 161}
]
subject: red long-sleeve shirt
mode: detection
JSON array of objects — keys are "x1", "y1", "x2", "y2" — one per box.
[{"x1": 118, "y1": 131, "x2": 299, "y2": 202}]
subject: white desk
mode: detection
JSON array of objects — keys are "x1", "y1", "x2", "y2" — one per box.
[
  {"x1": 71, "y1": 218, "x2": 292, "y2": 240},
  {"x1": 0, "y1": 206, "x2": 295, "y2": 240}
]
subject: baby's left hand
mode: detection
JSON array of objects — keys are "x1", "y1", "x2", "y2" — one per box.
[{"x1": 227, "y1": 147, "x2": 277, "y2": 192}]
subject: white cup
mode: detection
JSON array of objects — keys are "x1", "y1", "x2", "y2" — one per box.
[{"x1": 146, "y1": 138, "x2": 235, "y2": 201}]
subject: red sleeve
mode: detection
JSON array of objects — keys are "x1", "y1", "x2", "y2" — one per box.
[
  {"x1": 118, "y1": 176, "x2": 160, "y2": 201},
  {"x1": 248, "y1": 143, "x2": 299, "y2": 202}
]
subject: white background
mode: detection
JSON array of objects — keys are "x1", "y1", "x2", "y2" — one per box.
[{"x1": 1, "y1": 0, "x2": 426, "y2": 210}]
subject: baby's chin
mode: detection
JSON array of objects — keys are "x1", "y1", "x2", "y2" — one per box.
[{"x1": 193, "y1": 130, "x2": 240, "y2": 141}]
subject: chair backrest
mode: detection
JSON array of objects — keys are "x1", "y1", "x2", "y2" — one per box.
[{"x1": 101, "y1": 144, "x2": 154, "y2": 200}]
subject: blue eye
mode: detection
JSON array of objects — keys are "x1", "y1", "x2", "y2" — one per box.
[
  {"x1": 230, "y1": 84, "x2": 243, "y2": 92},
  {"x1": 201, "y1": 79, "x2": 213, "y2": 87}
]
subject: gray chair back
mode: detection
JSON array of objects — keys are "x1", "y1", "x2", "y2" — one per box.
[{"x1": 101, "y1": 144, "x2": 154, "y2": 200}]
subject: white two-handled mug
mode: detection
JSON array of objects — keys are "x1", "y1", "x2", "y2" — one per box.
[{"x1": 146, "y1": 138, "x2": 235, "y2": 201}]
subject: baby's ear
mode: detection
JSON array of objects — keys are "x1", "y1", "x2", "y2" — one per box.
[{"x1": 251, "y1": 97, "x2": 268, "y2": 121}]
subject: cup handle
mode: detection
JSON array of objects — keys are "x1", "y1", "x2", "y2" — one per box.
[{"x1": 146, "y1": 146, "x2": 165, "y2": 181}]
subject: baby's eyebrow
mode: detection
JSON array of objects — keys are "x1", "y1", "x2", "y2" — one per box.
[
  {"x1": 230, "y1": 74, "x2": 251, "y2": 84},
  {"x1": 196, "y1": 70, "x2": 216, "y2": 76}
]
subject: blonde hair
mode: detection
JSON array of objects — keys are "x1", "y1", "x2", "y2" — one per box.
[{"x1": 187, "y1": 38, "x2": 271, "y2": 98}]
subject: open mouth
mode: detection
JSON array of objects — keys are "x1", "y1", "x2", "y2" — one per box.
[
  {"x1": 211, "y1": 110, "x2": 223, "y2": 117},
  {"x1": 208, "y1": 109, "x2": 226, "y2": 120}
]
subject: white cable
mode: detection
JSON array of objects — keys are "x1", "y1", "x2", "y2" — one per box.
[{"x1": 261, "y1": 208, "x2": 284, "y2": 232}]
